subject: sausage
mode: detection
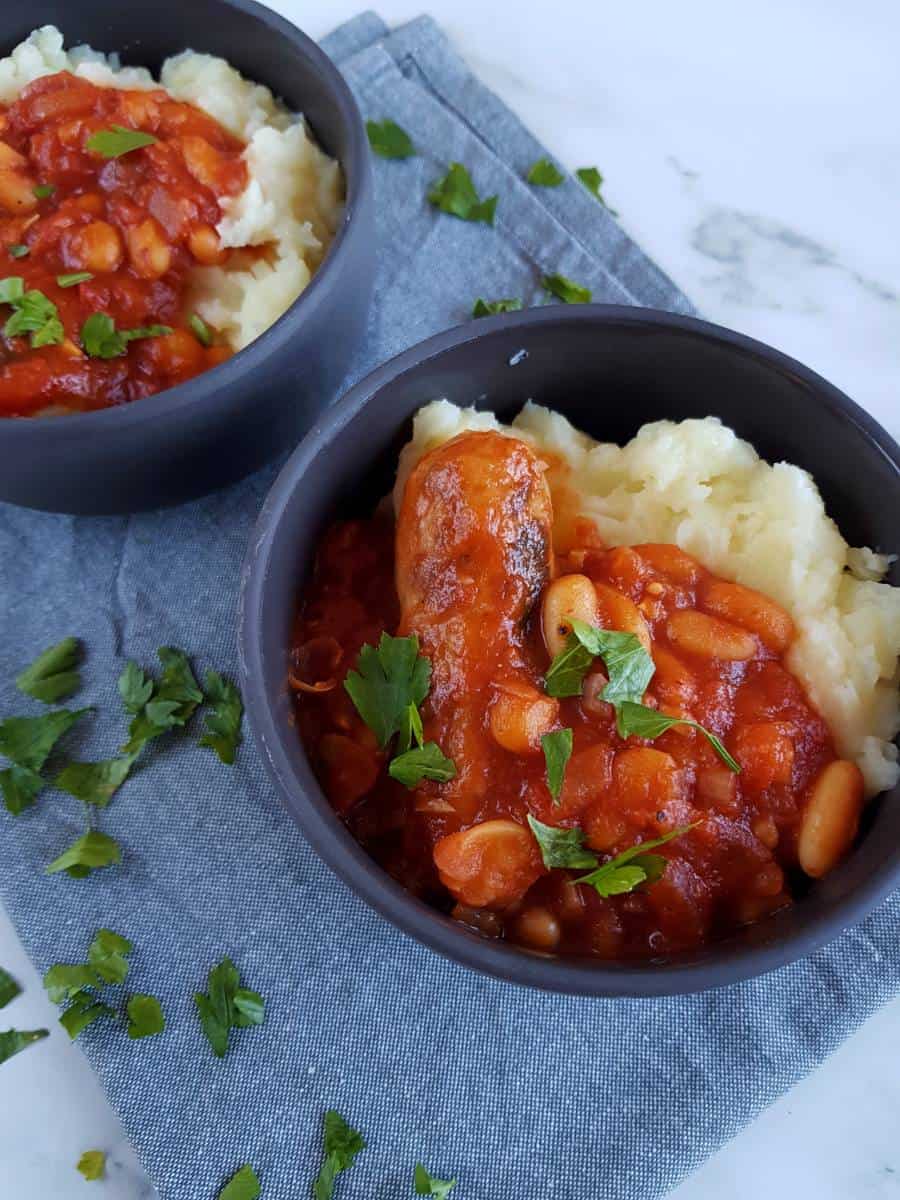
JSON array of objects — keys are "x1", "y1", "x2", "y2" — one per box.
[{"x1": 395, "y1": 430, "x2": 554, "y2": 825}]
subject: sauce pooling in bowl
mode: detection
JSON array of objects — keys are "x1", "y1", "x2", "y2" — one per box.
[
  {"x1": 292, "y1": 431, "x2": 865, "y2": 962},
  {"x1": 0, "y1": 71, "x2": 246, "y2": 415}
]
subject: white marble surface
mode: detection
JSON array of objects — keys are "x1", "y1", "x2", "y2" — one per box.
[{"x1": 2, "y1": 0, "x2": 899, "y2": 1196}]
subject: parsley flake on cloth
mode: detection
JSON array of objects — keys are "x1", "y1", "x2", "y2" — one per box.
[
  {"x1": 15, "y1": 637, "x2": 81, "y2": 703},
  {"x1": 199, "y1": 670, "x2": 244, "y2": 765},
  {"x1": 195, "y1": 957, "x2": 265, "y2": 1058},
  {"x1": 218, "y1": 1163, "x2": 261, "y2": 1200},
  {"x1": 472, "y1": 297, "x2": 523, "y2": 317},
  {"x1": 366, "y1": 118, "x2": 415, "y2": 159},
  {"x1": 428, "y1": 162, "x2": 497, "y2": 224},
  {"x1": 526, "y1": 157, "x2": 565, "y2": 186},
  {"x1": 313, "y1": 1110, "x2": 366, "y2": 1200},
  {"x1": 414, "y1": 1163, "x2": 457, "y2": 1198},
  {"x1": 541, "y1": 272, "x2": 592, "y2": 304}
]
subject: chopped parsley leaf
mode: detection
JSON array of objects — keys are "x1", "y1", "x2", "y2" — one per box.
[
  {"x1": 198, "y1": 670, "x2": 243, "y2": 765},
  {"x1": 126, "y1": 993, "x2": 165, "y2": 1039},
  {"x1": 428, "y1": 163, "x2": 497, "y2": 224},
  {"x1": 572, "y1": 825, "x2": 695, "y2": 897},
  {"x1": 45, "y1": 830, "x2": 121, "y2": 877},
  {"x1": 576, "y1": 166, "x2": 617, "y2": 213},
  {"x1": 472, "y1": 297, "x2": 523, "y2": 317},
  {"x1": 218, "y1": 1164, "x2": 261, "y2": 1200},
  {"x1": 33, "y1": 184, "x2": 55, "y2": 199},
  {"x1": 313, "y1": 1110, "x2": 366, "y2": 1200},
  {"x1": 80, "y1": 313, "x2": 172, "y2": 359},
  {"x1": 615, "y1": 701, "x2": 740, "y2": 771},
  {"x1": 189, "y1": 312, "x2": 212, "y2": 346},
  {"x1": 526, "y1": 157, "x2": 565, "y2": 187},
  {"x1": 54, "y1": 755, "x2": 138, "y2": 806},
  {"x1": 0, "y1": 965, "x2": 20, "y2": 1008},
  {"x1": 388, "y1": 742, "x2": 457, "y2": 787},
  {"x1": 526, "y1": 815, "x2": 598, "y2": 870},
  {"x1": 195, "y1": 956, "x2": 265, "y2": 1058},
  {"x1": 86, "y1": 126, "x2": 158, "y2": 158},
  {"x1": 0, "y1": 283, "x2": 64, "y2": 347},
  {"x1": 414, "y1": 1163, "x2": 457, "y2": 1199},
  {"x1": 0, "y1": 1027, "x2": 48, "y2": 1064},
  {"x1": 76, "y1": 1151, "x2": 106, "y2": 1181},
  {"x1": 542, "y1": 273, "x2": 592, "y2": 304},
  {"x1": 344, "y1": 633, "x2": 431, "y2": 750},
  {"x1": 57, "y1": 272, "x2": 93, "y2": 288},
  {"x1": 366, "y1": 118, "x2": 415, "y2": 159},
  {"x1": 541, "y1": 728, "x2": 573, "y2": 802},
  {"x1": 0, "y1": 707, "x2": 90, "y2": 773},
  {"x1": 8, "y1": 244, "x2": 28, "y2": 259},
  {"x1": 15, "y1": 637, "x2": 81, "y2": 703},
  {"x1": 0, "y1": 765, "x2": 44, "y2": 815}
]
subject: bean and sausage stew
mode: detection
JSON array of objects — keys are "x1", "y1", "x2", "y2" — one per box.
[
  {"x1": 0, "y1": 71, "x2": 245, "y2": 415},
  {"x1": 292, "y1": 431, "x2": 866, "y2": 960}
]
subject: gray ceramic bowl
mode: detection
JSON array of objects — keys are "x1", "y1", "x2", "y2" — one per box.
[
  {"x1": 239, "y1": 306, "x2": 900, "y2": 997},
  {"x1": 0, "y1": 0, "x2": 374, "y2": 514}
]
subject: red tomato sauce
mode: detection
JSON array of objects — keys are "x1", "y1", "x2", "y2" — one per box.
[
  {"x1": 0, "y1": 71, "x2": 249, "y2": 415},
  {"x1": 291, "y1": 435, "x2": 861, "y2": 962}
]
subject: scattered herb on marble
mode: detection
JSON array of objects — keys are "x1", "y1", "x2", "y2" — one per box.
[
  {"x1": 0, "y1": 1027, "x2": 49, "y2": 1066},
  {"x1": 428, "y1": 162, "x2": 497, "y2": 224},
  {"x1": 44, "y1": 929, "x2": 164, "y2": 1041},
  {"x1": 199, "y1": 671, "x2": 244, "y2": 765},
  {"x1": 313, "y1": 1110, "x2": 366, "y2": 1200},
  {"x1": 575, "y1": 165, "x2": 617, "y2": 213},
  {"x1": 472, "y1": 297, "x2": 523, "y2": 317},
  {"x1": 366, "y1": 118, "x2": 415, "y2": 159},
  {"x1": 16, "y1": 637, "x2": 81, "y2": 703},
  {"x1": 0, "y1": 966, "x2": 20, "y2": 1008},
  {"x1": 86, "y1": 125, "x2": 158, "y2": 158},
  {"x1": 414, "y1": 1163, "x2": 457, "y2": 1198},
  {"x1": 76, "y1": 1150, "x2": 106, "y2": 1182},
  {"x1": 218, "y1": 1163, "x2": 261, "y2": 1200},
  {"x1": 526, "y1": 157, "x2": 565, "y2": 187},
  {"x1": 194, "y1": 956, "x2": 265, "y2": 1059},
  {"x1": 540, "y1": 728, "x2": 573, "y2": 802},
  {"x1": 541, "y1": 273, "x2": 592, "y2": 304}
]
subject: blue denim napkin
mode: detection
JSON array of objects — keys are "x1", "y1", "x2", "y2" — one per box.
[{"x1": 0, "y1": 13, "x2": 896, "y2": 1200}]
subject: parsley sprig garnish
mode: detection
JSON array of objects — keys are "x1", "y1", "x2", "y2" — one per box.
[
  {"x1": 344, "y1": 633, "x2": 456, "y2": 788},
  {"x1": 80, "y1": 313, "x2": 172, "y2": 359},
  {"x1": 527, "y1": 814, "x2": 695, "y2": 896},
  {"x1": 313, "y1": 1110, "x2": 366, "y2": 1200},
  {"x1": 545, "y1": 618, "x2": 739, "y2": 772},
  {"x1": 85, "y1": 125, "x2": 158, "y2": 158},
  {"x1": 541, "y1": 728, "x2": 572, "y2": 802}
]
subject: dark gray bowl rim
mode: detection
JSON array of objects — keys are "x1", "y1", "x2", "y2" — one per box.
[
  {"x1": 0, "y1": 0, "x2": 369, "y2": 438},
  {"x1": 239, "y1": 304, "x2": 900, "y2": 998}
]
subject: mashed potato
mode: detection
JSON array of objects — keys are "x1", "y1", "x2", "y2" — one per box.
[
  {"x1": 396, "y1": 401, "x2": 900, "y2": 797},
  {"x1": 0, "y1": 26, "x2": 343, "y2": 350}
]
